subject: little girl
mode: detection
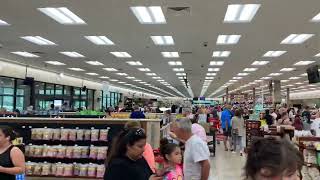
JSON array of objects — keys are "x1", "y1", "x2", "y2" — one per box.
[{"x1": 159, "y1": 138, "x2": 183, "y2": 180}]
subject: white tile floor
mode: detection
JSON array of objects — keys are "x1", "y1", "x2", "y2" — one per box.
[{"x1": 209, "y1": 144, "x2": 246, "y2": 180}]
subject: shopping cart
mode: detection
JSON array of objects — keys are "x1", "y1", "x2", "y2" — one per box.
[{"x1": 207, "y1": 118, "x2": 221, "y2": 156}]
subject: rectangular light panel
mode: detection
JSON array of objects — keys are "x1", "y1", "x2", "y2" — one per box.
[
  {"x1": 173, "y1": 68, "x2": 184, "y2": 72},
  {"x1": 138, "y1": 68, "x2": 151, "y2": 71},
  {"x1": 168, "y1": 61, "x2": 182, "y2": 66},
  {"x1": 86, "y1": 72, "x2": 98, "y2": 76},
  {"x1": 243, "y1": 68, "x2": 258, "y2": 72},
  {"x1": 161, "y1": 52, "x2": 179, "y2": 58},
  {"x1": 311, "y1": 12, "x2": 320, "y2": 22},
  {"x1": 99, "y1": 76, "x2": 109, "y2": 79},
  {"x1": 0, "y1": 19, "x2": 10, "y2": 26},
  {"x1": 146, "y1": 73, "x2": 156, "y2": 76},
  {"x1": 11, "y1": 51, "x2": 39, "y2": 58},
  {"x1": 237, "y1": 73, "x2": 249, "y2": 76},
  {"x1": 233, "y1": 77, "x2": 242, "y2": 80},
  {"x1": 208, "y1": 68, "x2": 220, "y2": 72},
  {"x1": 151, "y1": 36, "x2": 174, "y2": 45},
  {"x1": 116, "y1": 73, "x2": 128, "y2": 76},
  {"x1": 280, "y1": 68, "x2": 295, "y2": 72},
  {"x1": 281, "y1": 34, "x2": 314, "y2": 44},
  {"x1": 103, "y1": 68, "x2": 118, "y2": 71},
  {"x1": 60, "y1": 51, "x2": 85, "y2": 58},
  {"x1": 263, "y1": 51, "x2": 287, "y2": 57},
  {"x1": 224, "y1": 4, "x2": 261, "y2": 23},
  {"x1": 289, "y1": 77, "x2": 301, "y2": 80},
  {"x1": 126, "y1": 61, "x2": 143, "y2": 66},
  {"x1": 293, "y1": 61, "x2": 315, "y2": 66},
  {"x1": 68, "y1": 68, "x2": 85, "y2": 71},
  {"x1": 130, "y1": 6, "x2": 166, "y2": 24},
  {"x1": 269, "y1": 73, "x2": 283, "y2": 76},
  {"x1": 38, "y1": 7, "x2": 86, "y2": 25},
  {"x1": 252, "y1": 61, "x2": 269, "y2": 66},
  {"x1": 45, "y1": 61, "x2": 65, "y2": 65},
  {"x1": 212, "y1": 51, "x2": 231, "y2": 57},
  {"x1": 110, "y1": 52, "x2": 132, "y2": 58},
  {"x1": 210, "y1": 61, "x2": 225, "y2": 66},
  {"x1": 260, "y1": 77, "x2": 271, "y2": 80},
  {"x1": 86, "y1": 61, "x2": 104, "y2": 66},
  {"x1": 21, "y1": 36, "x2": 56, "y2": 45},
  {"x1": 207, "y1": 73, "x2": 217, "y2": 76},
  {"x1": 216, "y1": 35, "x2": 241, "y2": 45},
  {"x1": 84, "y1": 36, "x2": 114, "y2": 45}
]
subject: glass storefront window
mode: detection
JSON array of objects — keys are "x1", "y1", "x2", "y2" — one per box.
[
  {"x1": 55, "y1": 85, "x2": 63, "y2": 95},
  {"x1": 46, "y1": 84, "x2": 54, "y2": 95},
  {"x1": 35, "y1": 82, "x2": 45, "y2": 95},
  {"x1": 0, "y1": 77, "x2": 14, "y2": 111},
  {"x1": 74, "y1": 88, "x2": 81, "y2": 96},
  {"x1": 64, "y1": 86, "x2": 71, "y2": 96}
]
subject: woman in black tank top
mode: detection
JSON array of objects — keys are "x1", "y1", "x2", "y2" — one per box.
[{"x1": 0, "y1": 126, "x2": 25, "y2": 180}]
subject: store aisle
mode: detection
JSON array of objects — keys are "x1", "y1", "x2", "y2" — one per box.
[{"x1": 209, "y1": 144, "x2": 246, "y2": 180}]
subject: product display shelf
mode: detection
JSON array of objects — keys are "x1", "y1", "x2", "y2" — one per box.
[{"x1": 245, "y1": 120, "x2": 262, "y2": 147}]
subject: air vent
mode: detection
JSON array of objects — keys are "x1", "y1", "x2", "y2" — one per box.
[{"x1": 167, "y1": 7, "x2": 191, "y2": 16}]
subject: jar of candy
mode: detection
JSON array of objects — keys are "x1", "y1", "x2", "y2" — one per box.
[
  {"x1": 34, "y1": 146, "x2": 43, "y2": 157},
  {"x1": 73, "y1": 163, "x2": 80, "y2": 176},
  {"x1": 43, "y1": 127, "x2": 53, "y2": 140},
  {"x1": 56, "y1": 145, "x2": 66, "y2": 158},
  {"x1": 56, "y1": 163, "x2": 64, "y2": 176},
  {"x1": 65, "y1": 146, "x2": 73, "y2": 158},
  {"x1": 25, "y1": 161, "x2": 35, "y2": 175},
  {"x1": 47, "y1": 146, "x2": 57, "y2": 158},
  {"x1": 51, "y1": 163, "x2": 57, "y2": 175}
]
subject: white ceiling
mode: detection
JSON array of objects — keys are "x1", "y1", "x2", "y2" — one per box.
[{"x1": 0, "y1": 0, "x2": 320, "y2": 98}]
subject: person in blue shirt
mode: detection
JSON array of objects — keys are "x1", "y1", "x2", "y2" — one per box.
[
  {"x1": 221, "y1": 104, "x2": 233, "y2": 151},
  {"x1": 130, "y1": 105, "x2": 146, "y2": 119}
]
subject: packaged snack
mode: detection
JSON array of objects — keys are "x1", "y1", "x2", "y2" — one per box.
[
  {"x1": 65, "y1": 146, "x2": 73, "y2": 158},
  {"x1": 56, "y1": 145, "x2": 66, "y2": 158},
  {"x1": 87, "y1": 163, "x2": 97, "y2": 177},
  {"x1": 60, "y1": 128, "x2": 69, "y2": 141},
  {"x1": 33, "y1": 163, "x2": 42, "y2": 175},
  {"x1": 73, "y1": 163, "x2": 80, "y2": 176},
  {"x1": 99, "y1": 128, "x2": 110, "y2": 141},
  {"x1": 97, "y1": 147, "x2": 108, "y2": 160},
  {"x1": 84, "y1": 130, "x2": 91, "y2": 141},
  {"x1": 76, "y1": 128, "x2": 84, "y2": 141},
  {"x1": 42, "y1": 145, "x2": 49, "y2": 157},
  {"x1": 28, "y1": 145, "x2": 35, "y2": 157},
  {"x1": 89, "y1": 145, "x2": 98, "y2": 159},
  {"x1": 47, "y1": 146, "x2": 57, "y2": 158},
  {"x1": 56, "y1": 163, "x2": 64, "y2": 176},
  {"x1": 63, "y1": 164, "x2": 73, "y2": 177},
  {"x1": 72, "y1": 146, "x2": 81, "y2": 159},
  {"x1": 96, "y1": 164, "x2": 105, "y2": 178},
  {"x1": 91, "y1": 128, "x2": 99, "y2": 141},
  {"x1": 25, "y1": 161, "x2": 35, "y2": 175},
  {"x1": 31, "y1": 128, "x2": 38, "y2": 140},
  {"x1": 51, "y1": 163, "x2": 57, "y2": 175},
  {"x1": 79, "y1": 164, "x2": 88, "y2": 177},
  {"x1": 34, "y1": 146, "x2": 43, "y2": 157},
  {"x1": 80, "y1": 146, "x2": 89, "y2": 158},
  {"x1": 43, "y1": 127, "x2": 53, "y2": 140},
  {"x1": 53, "y1": 129, "x2": 61, "y2": 140},
  {"x1": 25, "y1": 145, "x2": 31, "y2": 157},
  {"x1": 41, "y1": 162, "x2": 51, "y2": 176},
  {"x1": 68, "y1": 129, "x2": 77, "y2": 141}
]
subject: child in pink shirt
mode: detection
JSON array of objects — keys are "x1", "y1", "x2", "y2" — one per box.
[{"x1": 159, "y1": 138, "x2": 183, "y2": 180}]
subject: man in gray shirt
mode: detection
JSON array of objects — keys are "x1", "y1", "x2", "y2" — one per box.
[{"x1": 172, "y1": 118, "x2": 211, "y2": 180}]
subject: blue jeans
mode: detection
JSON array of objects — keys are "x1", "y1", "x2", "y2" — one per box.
[{"x1": 232, "y1": 133, "x2": 244, "y2": 152}]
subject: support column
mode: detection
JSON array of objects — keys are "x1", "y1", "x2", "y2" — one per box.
[
  {"x1": 226, "y1": 87, "x2": 229, "y2": 104},
  {"x1": 222, "y1": 96, "x2": 225, "y2": 104},
  {"x1": 273, "y1": 80, "x2": 281, "y2": 105},
  {"x1": 286, "y1": 88, "x2": 290, "y2": 107},
  {"x1": 252, "y1": 87, "x2": 256, "y2": 108}
]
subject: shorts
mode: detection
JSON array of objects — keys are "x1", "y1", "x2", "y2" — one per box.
[{"x1": 223, "y1": 128, "x2": 231, "y2": 137}]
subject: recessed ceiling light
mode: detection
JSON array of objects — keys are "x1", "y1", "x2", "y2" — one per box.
[
  {"x1": 110, "y1": 52, "x2": 132, "y2": 58},
  {"x1": 260, "y1": 77, "x2": 272, "y2": 80},
  {"x1": 269, "y1": 73, "x2": 283, "y2": 76},
  {"x1": 0, "y1": 19, "x2": 10, "y2": 26},
  {"x1": 289, "y1": 77, "x2": 301, "y2": 80},
  {"x1": 252, "y1": 61, "x2": 269, "y2": 66},
  {"x1": 263, "y1": 51, "x2": 287, "y2": 57},
  {"x1": 99, "y1": 76, "x2": 109, "y2": 79},
  {"x1": 207, "y1": 73, "x2": 217, "y2": 76},
  {"x1": 152, "y1": 77, "x2": 161, "y2": 79},
  {"x1": 38, "y1": 7, "x2": 86, "y2": 25},
  {"x1": 45, "y1": 61, "x2": 65, "y2": 65},
  {"x1": 168, "y1": 61, "x2": 182, "y2": 66},
  {"x1": 173, "y1": 68, "x2": 184, "y2": 72},
  {"x1": 116, "y1": 73, "x2": 128, "y2": 76},
  {"x1": 86, "y1": 61, "x2": 104, "y2": 66},
  {"x1": 130, "y1": 6, "x2": 166, "y2": 24},
  {"x1": 212, "y1": 51, "x2": 231, "y2": 57},
  {"x1": 233, "y1": 77, "x2": 243, "y2": 79},
  {"x1": 126, "y1": 61, "x2": 143, "y2": 66},
  {"x1": 151, "y1": 36, "x2": 174, "y2": 45},
  {"x1": 21, "y1": 36, "x2": 56, "y2": 45},
  {"x1": 310, "y1": 12, "x2": 320, "y2": 22},
  {"x1": 11, "y1": 51, "x2": 40, "y2": 58},
  {"x1": 138, "y1": 68, "x2": 150, "y2": 72},
  {"x1": 237, "y1": 73, "x2": 249, "y2": 76},
  {"x1": 216, "y1": 35, "x2": 241, "y2": 45},
  {"x1": 210, "y1": 61, "x2": 225, "y2": 66},
  {"x1": 68, "y1": 68, "x2": 85, "y2": 71},
  {"x1": 293, "y1": 61, "x2": 315, "y2": 66},
  {"x1": 208, "y1": 68, "x2": 220, "y2": 72},
  {"x1": 281, "y1": 34, "x2": 314, "y2": 44},
  {"x1": 126, "y1": 76, "x2": 135, "y2": 79},
  {"x1": 110, "y1": 79, "x2": 118, "y2": 82},
  {"x1": 103, "y1": 68, "x2": 118, "y2": 71},
  {"x1": 84, "y1": 36, "x2": 114, "y2": 45},
  {"x1": 224, "y1": 4, "x2": 261, "y2": 23},
  {"x1": 146, "y1": 73, "x2": 156, "y2": 76},
  {"x1": 280, "y1": 68, "x2": 295, "y2": 72},
  {"x1": 161, "y1": 52, "x2": 179, "y2": 58},
  {"x1": 300, "y1": 73, "x2": 308, "y2": 77},
  {"x1": 206, "y1": 77, "x2": 215, "y2": 80},
  {"x1": 86, "y1": 72, "x2": 98, "y2": 76},
  {"x1": 243, "y1": 68, "x2": 258, "y2": 72},
  {"x1": 60, "y1": 51, "x2": 85, "y2": 58},
  {"x1": 176, "y1": 73, "x2": 186, "y2": 76}
]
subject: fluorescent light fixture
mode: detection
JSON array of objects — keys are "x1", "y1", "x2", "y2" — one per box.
[
  {"x1": 140, "y1": 81, "x2": 147, "y2": 84},
  {"x1": 21, "y1": 36, "x2": 56, "y2": 45},
  {"x1": 206, "y1": 77, "x2": 215, "y2": 80},
  {"x1": 260, "y1": 77, "x2": 271, "y2": 80},
  {"x1": 243, "y1": 68, "x2": 258, "y2": 72},
  {"x1": 110, "y1": 52, "x2": 132, "y2": 58},
  {"x1": 68, "y1": 68, "x2": 85, "y2": 71},
  {"x1": 151, "y1": 36, "x2": 174, "y2": 45},
  {"x1": 311, "y1": 12, "x2": 320, "y2": 22},
  {"x1": 161, "y1": 52, "x2": 179, "y2": 58},
  {"x1": 281, "y1": 80, "x2": 289, "y2": 82},
  {"x1": 103, "y1": 68, "x2": 118, "y2": 71},
  {"x1": 133, "y1": 79, "x2": 142, "y2": 82},
  {"x1": 233, "y1": 77, "x2": 243, "y2": 80},
  {"x1": 176, "y1": 73, "x2": 186, "y2": 76},
  {"x1": 0, "y1": 19, "x2": 10, "y2": 26},
  {"x1": 263, "y1": 51, "x2": 287, "y2": 57},
  {"x1": 289, "y1": 77, "x2": 301, "y2": 80},
  {"x1": 254, "y1": 80, "x2": 263, "y2": 82},
  {"x1": 252, "y1": 61, "x2": 269, "y2": 66},
  {"x1": 157, "y1": 80, "x2": 165, "y2": 82},
  {"x1": 280, "y1": 68, "x2": 295, "y2": 72},
  {"x1": 300, "y1": 73, "x2": 308, "y2": 77},
  {"x1": 224, "y1": 4, "x2": 260, "y2": 23},
  {"x1": 99, "y1": 76, "x2": 109, "y2": 79},
  {"x1": 173, "y1": 68, "x2": 184, "y2": 72},
  {"x1": 126, "y1": 76, "x2": 135, "y2": 79},
  {"x1": 110, "y1": 79, "x2": 118, "y2": 82},
  {"x1": 293, "y1": 61, "x2": 315, "y2": 66},
  {"x1": 146, "y1": 73, "x2": 156, "y2": 76},
  {"x1": 152, "y1": 77, "x2": 161, "y2": 79},
  {"x1": 45, "y1": 61, "x2": 65, "y2": 65},
  {"x1": 116, "y1": 73, "x2": 128, "y2": 76},
  {"x1": 86, "y1": 61, "x2": 104, "y2": 66},
  {"x1": 11, "y1": 51, "x2": 39, "y2": 58},
  {"x1": 281, "y1": 34, "x2": 314, "y2": 44},
  {"x1": 178, "y1": 77, "x2": 184, "y2": 79},
  {"x1": 237, "y1": 73, "x2": 249, "y2": 76},
  {"x1": 84, "y1": 36, "x2": 114, "y2": 45},
  {"x1": 204, "y1": 80, "x2": 212, "y2": 82},
  {"x1": 210, "y1": 61, "x2": 225, "y2": 66},
  {"x1": 168, "y1": 61, "x2": 182, "y2": 66},
  {"x1": 229, "y1": 80, "x2": 238, "y2": 82},
  {"x1": 269, "y1": 73, "x2": 283, "y2": 76},
  {"x1": 216, "y1": 35, "x2": 241, "y2": 45},
  {"x1": 118, "y1": 82, "x2": 126, "y2": 84},
  {"x1": 126, "y1": 61, "x2": 143, "y2": 66},
  {"x1": 207, "y1": 73, "x2": 217, "y2": 76},
  {"x1": 60, "y1": 51, "x2": 85, "y2": 58},
  {"x1": 138, "y1": 68, "x2": 150, "y2": 72},
  {"x1": 315, "y1": 53, "x2": 320, "y2": 57},
  {"x1": 130, "y1": 6, "x2": 166, "y2": 24},
  {"x1": 38, "y1": 7, "x2": 86, "y2": 25},
  {"x1": 208, "y1": 68, "x2": 220, "y2": 72},
  {"x1": 295, "y1": 82, "x2": 303, "y2": 85},
  {"x1": 212, "y1": 51, "x2": 231, "y2": 57},
  {"x1": 86, "y1": 72, "x2": 98, "y2": 76}
]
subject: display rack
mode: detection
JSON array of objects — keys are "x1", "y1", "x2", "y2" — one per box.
[{"x1": 245, "y1": 120, "x2": 262, "y2": 147}]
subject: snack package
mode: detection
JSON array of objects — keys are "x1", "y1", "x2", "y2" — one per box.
[
  {"x1": 33, "y1": 163, "x2": 42, "y2": 175},
  {"x1": 60, "y1": 128, "x2": 69, "y2": 141},
  {"x1": 28, "y1": 145, "x2": 36, "y2": 157},
  {"x1": 31, "y1": 128, "x2": 38, "y2": 140},
  {"x1": 76, "y1": 128, "x2": 84, "y2": 141},
  {"x1": 80, "y1": 146, "x2": 89, "y2": 158},
  {"x1": 34, "y1": 146, "x2": 44, "y2": 157},
  {"x1": 91, "y1": 128, "x2": 99, "y2": 141},
  {"x1": 99, "y1": 128, "x2": 110, "y2": 141},
  {"x1": 97, "y1": 147, "x2": 108, "y2": 160},
  {"x1": 72, "y1": 146, "x2": 81, "y2": 159},
  {"x1": 51, "y1": 163, "x2": 57, "y2": 175},
  {"x1": 96, "y1": 164, "x2": 105, "y2": 178},
  {"x1": 79, "y1": 164, "x2": 88, "y2": 177},
  {"x1": 68, "y1": 129, "x2": 77, "y2": 141},
  {"x1": 87, "y1": 163, "x2": 97, "y2": 177},
  {"x1": 26, "y1": 162, "x2": 35, "y2": 175},
  {"x1": 73, "y1": 163, "x2": 80, "y2": 176},
  {"x1": 63, "y1": 164, "x2": 73, "y2": 177},
  {"x1": 47, "y1": 146, "x2": 58, "y2": 158},
  {"x1": 43, "y1": 128, "x2": 53, "y2": 140},
  {"x1": 65, "y1": 146, "x2": 74, "y2": 158},
  {"x1": 89, "y1": 146, "x2": 98, "y2": 159},
  {"x1": 42, "y1": 145, "x2": 49, "y2": 157},
  {"x1": 56, "y1": 145, "x2": 66, "y2": 158},
  {"x1": 53, "y1": 129, "x2": 61, "y2": 140},
  {"x1": 84, "y1": 130, "x2": 91, "y2": 141},
  {"x1": 56, "y1": 163, "x2": 64, "y2": 176},
  {"x1": 41, "y1": 163, "x2": 51, "y2": 176},
  {"x1": 25, "y1": 145, "x2": 31, "y2": 157}
]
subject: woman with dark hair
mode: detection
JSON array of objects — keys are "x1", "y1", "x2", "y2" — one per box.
[
  {"x1": 231, "y1": 110, "x2": 245, "y2": 155},
  {"x1": 104, "y1": 128, "x2": 161, "y2": 180},
  {"x1": 245, "y1": 137, "x2": 303, "y2": 180},
  {"x1": 0, "y1": 126, "x2": 25, "y2": 180}
]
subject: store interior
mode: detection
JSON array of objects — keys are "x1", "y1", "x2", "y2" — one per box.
[{"x1": 1, "y1": 0, "x2": 320, "y2": 180}]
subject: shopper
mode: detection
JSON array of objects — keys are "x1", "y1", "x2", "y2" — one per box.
[
  {"x1": 172, "y1": 118, "x2": 210, "y2": 180},
  {"x1": 302, "y1": 106, "x2": 311, "y2": 124},
  {"x1": 197, "y1": 108, "x2": 207, "y2": 124},
  {"x1": 277, "y1": 112, "x2": 292, "y2": 125},
  {"x1": 105, "y1": 128, "x2": 161, "y2": 180},
  {"x1": 270, "y1": 108, "x2": 278, "y2": 121},
  {"x1": 159, "y1": 138, "x2": 183, "y2": 179},
  {"x1": 0, "y1": 126, "x2": 25, "y2": 180},
  {"x1": 288, "y1": 108, "x2": 295, "y2": 121},
  {"x1": 130, "y1": 105, "x2": 146, "y2": 119},
  {"x1": 264, "y1": 109, "x2": 274, "y2": 126},
  {"x1": 221, "y1": 104, "x2": 233, "y2": 151},
  {"x1": 231, "y1": 110, "x2": 245, "y2": 156},
  {"x1": 161, "y1": 110, "x2": 171, "y2": 127},
  {"x1": 245, "y1": 137, "x2": 303, "y2": 180},
  {"x1": 292, "y1": 114, "x2": 303, "y2": 131},
  {"x1": 191, "y1": 117, "x2": 207, "y2": 142}
]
